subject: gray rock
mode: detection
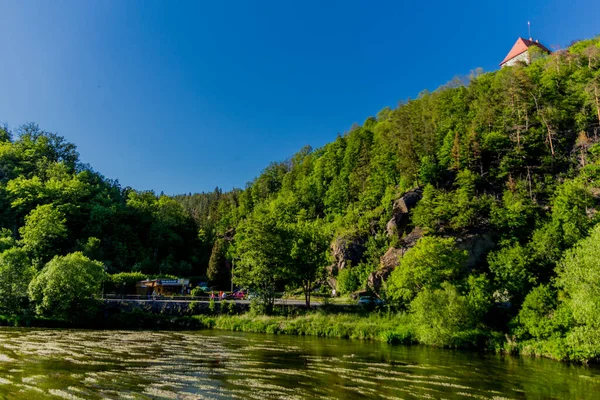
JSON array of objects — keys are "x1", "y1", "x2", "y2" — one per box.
[{"x1": 386, "y1": 188, "x2": 423, "y2": 238}]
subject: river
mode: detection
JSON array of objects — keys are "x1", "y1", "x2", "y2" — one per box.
[{"x1": 0, "y1": 328, "x2": 598, "y2": 399}]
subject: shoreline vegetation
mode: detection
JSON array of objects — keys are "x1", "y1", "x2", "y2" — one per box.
[{"x1": 0, "y1": 305, "x2": 594, "y2": 365}]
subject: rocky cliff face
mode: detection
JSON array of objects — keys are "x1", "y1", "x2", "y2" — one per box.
[
  {"x1": 329, "y1": 187, "x2": 495, "y2": 294},
  {"x1": 454, "y1": 230, "x2": 496, "y2": 269},
  {"x1": 367, "y1": 227, "x2": 424, "y2": 292},
  {"x1": 326, "y1": 234, "x2": 366, "y2": 289},
  {"x1": 324, "y1": 189, "x2": 424, "y2": 292},
  {"x1": 366, "y1": 188, "x2": 425, "y2": 293},
  {"x1": 385, "y1": 188, "x2": 423, "y2": 238},
  {"x1": 367, "y1": 227, "x2": 496, "y2": 293}
]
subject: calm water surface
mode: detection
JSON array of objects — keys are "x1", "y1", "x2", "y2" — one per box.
[{"x1": 0, "y1": 328, "x2": 598, "y2": 399}]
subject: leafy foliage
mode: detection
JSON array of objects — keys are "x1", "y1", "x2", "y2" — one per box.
[
  {"x1": 0, "y1": 248, "x2": 35, "y2": 314},
  {"x1": 289, "y1": 221, "x2": 330, "y2": 306},
  {"x1": 387, "y1": 237, "x2": 467, "y2": 305},
  {"x1": 410, "y1": 282, "x2": 479, "y2": 347},
  {"x1": 28, "y1": 252, "x2": 106, "y2": 320}
]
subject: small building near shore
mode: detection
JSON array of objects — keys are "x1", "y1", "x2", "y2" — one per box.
[{"x1": 136, "y1": 278, "x2": 190, "y2": 296}]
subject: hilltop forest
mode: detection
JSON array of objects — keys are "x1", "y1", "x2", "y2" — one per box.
[{"x1": 1, "y1": 36, "x2": 600, "y2": 361}]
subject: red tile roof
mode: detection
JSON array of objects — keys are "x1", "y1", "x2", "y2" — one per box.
[{"x1": 500, "y1": 37, "x2": 551, "y2": 66}]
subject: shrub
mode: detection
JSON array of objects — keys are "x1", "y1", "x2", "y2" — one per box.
[
  {"x1": 336, "y1": 267, "x2": 361, "y2": 295},
  {"x1": 409, "y1": 282, "x2": 476, "y2": 347},
  {"x1": 387, "y1": 237, "x2": 467, "y2": 305},
  {"x1": 28, "y1": 252, "x2": 106, "y2": 321},
  {"x1": 188, "y1": 301, "x2": 200, "y2": 314},
  {"x1": 0, "y1": 248, "x2": 35, "y2": 315},
  {"x1": 380, "y1": 326, "x2": 415, "y2": 344},
  {"x1": 565, "y1": 326, "x2": 600, "y2": 363},
  {"x1": 516, "y1": 285, "x2": 572, "y2": 340}
]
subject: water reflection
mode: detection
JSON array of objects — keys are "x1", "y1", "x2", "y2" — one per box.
[{"x1": 0, "y1": 328, "x2": 598, "y2": 399}]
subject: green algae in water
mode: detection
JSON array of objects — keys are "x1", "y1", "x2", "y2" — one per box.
[{"x1": 0, "y1": 328, "x2": 598, "y2": 399}]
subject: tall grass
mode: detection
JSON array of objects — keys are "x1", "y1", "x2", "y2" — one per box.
[{"x1": 193, "y1": 312, "x2": 416, "y2": 344}]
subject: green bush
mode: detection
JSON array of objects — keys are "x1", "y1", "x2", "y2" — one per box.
[
  {"x1": 188, "y1": 301, "x2": 200, "y2": 314},
  {"x1": 28, "y1": 252, "x2": 106, "y2": 321},
  {"x1": 380, "y1": 326, "x2": 415, "y2": 344},
  {"x1": 409, "y1": 282, "x2": 476, "y2": 347},
  {"x1": 336, "y1": 267, "x2": 361, "y2": 295},
  {"x1": 387, "y1": 237, "x2": 467, "y2": 306},
  {"x1": 565, "y1": 326, "x2": 600, "y2": 363},
  {"x1": 108, "y1": 272, "x2": 147, "y2": 295},
  {"x1": 516, "y1": 285, "x2": 571, "y2": 340}
]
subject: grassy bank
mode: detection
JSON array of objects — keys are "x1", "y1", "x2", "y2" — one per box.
[
  {"x1": 190, "y1": 311, "x2": 497, "y2": 348},
  {"x1": 190, "y1": 312, "x2": 600, "y2": 363},
  {"x1": 4, "y1": 309, "x2": 597, "y2": 363}
]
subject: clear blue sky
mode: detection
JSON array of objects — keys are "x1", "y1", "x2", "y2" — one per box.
[{"x1": 1, "y1": 0, "x2": 598, "y2": 195}]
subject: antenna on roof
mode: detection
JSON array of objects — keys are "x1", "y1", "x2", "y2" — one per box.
[{"x1": 528, "y1": 21, "x2": 532, "y2": 40}]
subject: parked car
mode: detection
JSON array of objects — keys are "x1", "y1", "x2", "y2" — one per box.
[
  {"x1": 228, "y1": 290, "x2": 246, "y2": 300},
  {"x1": 246, "y1": 291, "x2": 258, "y2": 300},
  {"x1": 357, "y1": 296, "x2": 384, "y2": 306}
]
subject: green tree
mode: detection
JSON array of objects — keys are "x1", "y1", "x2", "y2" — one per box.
[
  {"x1": 207, "y1": 238, "x2": 230, "y2": 289},
  {"x1": 108, "y1": 271, "x2": 147, "y2": 297},
  {"x1": 557, "y1": 225, "x2": 600, "y2": 329},
  {"x1": 517, "y1": 285, "x2": 572, "y2": 340},
  {"x1": 19, "y1": 204, "x2": 68, "y2": 265},
  {"x1": 0, "y1": 248, "x2": 35, "y2": 314},
  {"x1": 289, "y1": 221, "x2": 329, "y2": 307},
  {"x1": 336, "y1": 267, "x2": 361, "y2": 295},
  {"x1": 488, "y1": 244, "x2": 535, "y2": 304},
  {"x1": 28, "y1": 252, "x2": 106, "y2": 320},
  {"x1": 387, "y1": 237, "x2": 467, "y2": 305},
  {"x1": 234, "y1": 209, "x2": 291, "y2": 313},
  {"x1": 0, "y1": 228, "x2": 16, "y2": 252}
]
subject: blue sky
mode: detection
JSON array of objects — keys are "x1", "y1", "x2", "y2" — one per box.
[{"x1": 1, "y1": 0, "x2": 598, "y2": 194}]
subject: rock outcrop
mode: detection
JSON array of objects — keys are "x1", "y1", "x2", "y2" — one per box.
[
  {"x1": 453, "y1": 230, "x2": 496, "y2": 269},
  {"x1": 367, "y1": 248, "x2": 404, "y2": 291},
  {"x1": 326, "y1": 234, "x2": 366, "y2": 289},
  {"x1": 367, "y1": 227, "x2": 425, "y2": 292},
  {"x1": 386, "y1": 188, "x2": 423, "y2": 238}
]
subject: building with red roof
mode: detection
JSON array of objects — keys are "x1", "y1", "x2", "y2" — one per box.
[{"x1": 500, "y1": 37, "x2": 551, "y2": 68}]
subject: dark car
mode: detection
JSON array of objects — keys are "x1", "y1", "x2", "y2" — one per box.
[{"x1": 357, "y1": 296, "x2": 384, "y2": 306}]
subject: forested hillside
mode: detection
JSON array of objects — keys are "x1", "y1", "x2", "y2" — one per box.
[
  {"x1": 176, "y1": 36, "x2": 600, "y2": 359},
  {"x1": 0, "y1": 123, "x2": 203, "y2": 278},
  {"x1": 181, "y1": 36, "x2": 600, "y2": 295},
  {"x1": 1, "y1": 35, "x2": 600, "y2": 360}
]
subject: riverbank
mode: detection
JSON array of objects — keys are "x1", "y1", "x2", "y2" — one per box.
[
  {"x1": 2, "y1": 309, "x2": 598, "y2": 364},
  {"x1": 195, "y1": 312, "x2": 415, "y2": 343},
  {"x1": 189, "y1": 312, "x2": 499, "y2": 349},
  {"x1": 190, "y1": 313, "x2": 600, "y2": 364},
  {"x1": 0, "y1": 310, "x2": 205, "y2": 330}
]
